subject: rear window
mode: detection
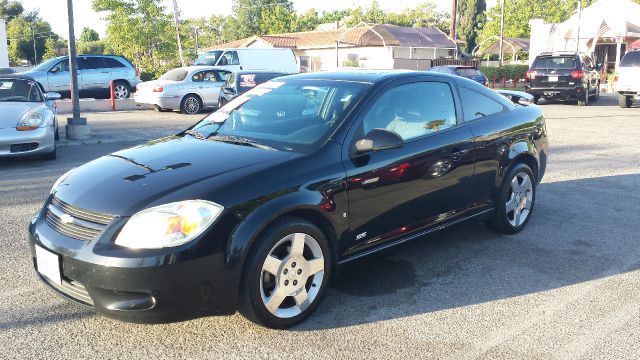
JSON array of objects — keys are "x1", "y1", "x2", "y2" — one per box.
[
  {"x1": 620, "y1": 51, "x2": 640, "y2": 67},
  {"x1": 533, "y1": 56, "x2": 577, "y2": 70},
  {"x1": 159, "y1": 69, "x2": 188, "y2": 81},
  {"x1": 103, "y1": 58, "x2": 126, "y2": 68},
  {"x1": 455, "y1": 68, "x2": 482, "y2": 77}
]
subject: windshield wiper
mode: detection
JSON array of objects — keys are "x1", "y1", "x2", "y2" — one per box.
[
  {"x1": 183, "y1": 129, "x2": 205, "y2": 140},
  {"x1": 208, "y1": 135, "x2": 275, "y2": 150}
]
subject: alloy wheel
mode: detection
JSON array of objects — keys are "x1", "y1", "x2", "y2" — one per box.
[
  {"x1": 259, "y1": 232, "x2": 325, "y2": 319},
  {"x1": 114, "y1": 84, "x2": 129, "y2": 99},
  {"x1": 505, "y1": 171, "x2": 533, "y2": 227},
  {"x1": 184, "y1": 97, "x2": 200, "y2": 114}
]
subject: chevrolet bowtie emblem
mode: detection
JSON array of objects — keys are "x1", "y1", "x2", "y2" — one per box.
[{"x1": 60, "y1": 214, "x2": 74, "y2": 224}]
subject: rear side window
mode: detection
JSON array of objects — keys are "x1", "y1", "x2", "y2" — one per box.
[
  {"x1": 159, "y1": 69, "x2": 188, "y2": 81},
  {"x1": 103, "y1": 58, "x2": 126, "y2": 68},
  {"x1": 620, "y1": 51, "x2": 640, "y2": 67},
  {"x1": 459, "y1": 87, "x2": 505, "y2": 121},
  {"x1": 532, "y1": 56, "x2": 577, "y2": 69},
  {"x1": 78, "y1": 57, "x2": 105, "y2": 70}
]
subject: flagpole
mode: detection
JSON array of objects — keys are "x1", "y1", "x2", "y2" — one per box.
[{"x1": 576, "y1": 0, "x2": 582, "y2": 52}]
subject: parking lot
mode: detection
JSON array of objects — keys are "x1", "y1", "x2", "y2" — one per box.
[{"x1": 1, "y1": 95, "x2": 639, "y2": 359}]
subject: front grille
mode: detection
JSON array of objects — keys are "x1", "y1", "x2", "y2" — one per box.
[
  {"x1": 45, "y1": 197, "x2": 114, "y2": 241},
  {"x1": 10, "y1": 142, "x2": 38, "y2": 153},
  {"x1": 41, "y1": 275, "x2": 94, "y2": 306}
]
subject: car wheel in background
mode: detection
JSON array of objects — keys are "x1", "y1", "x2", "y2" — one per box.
[
  {"x1": 577, "y1": 90, "x2": 589, "y2": 106},
  {"x1": 533, "y1": 96, "x2": 540, "y2": 105},
  {"x1": 238, "y1": 218, "x2": 332, "y2": 329},
  {"x1": 589, "y1": 83, "x2": 600, "y2": 102},
  {"x1": 113, "y1": 81, "x2": 131, "y2": 99},
  {"x1": 486, "y1": 163, "x2": 536, "y2": 234},
  {"x1": 619, "y1": 94, "x2": 633, "y2": 108},
  {"x1": 180, "y1": 94, "x2": 202, "y2": 115}
]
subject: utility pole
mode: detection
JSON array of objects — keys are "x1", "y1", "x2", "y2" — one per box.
[
  {"x1": 499, "y1": 0, "x2": 505, "y2": 66},
  {"x1": 172, "y1": 0, "x2": 185, "y2": 66},
  {"x1": 65, "y1": 0, "x2": 90, "y2": 140},
  {"x1": 193, "y1": 26, "x2": 199, "y2": 55},
  {"x1": 450, "y1": 0, "x2": 458, "y2": 40},
  {"x1": 576, "y1": 0, "x2": 582, "y2": 52},
  {"x1": 32, "y1": 28, "x2": 37, "y2": 65}
]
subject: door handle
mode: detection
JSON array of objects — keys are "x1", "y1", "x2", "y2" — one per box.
[{"x1": 450, "y1": 149, "x2": 469, "y2": 162}]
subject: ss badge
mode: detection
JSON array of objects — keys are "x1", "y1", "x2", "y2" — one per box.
[{"x1": 356, "y1": 232, "x2": 367, "y2": 240}]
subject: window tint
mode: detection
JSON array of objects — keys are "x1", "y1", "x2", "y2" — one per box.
[
  {"x1": 459, "y1": 87, "x2": 505, "y2": 121},
  {"x1": 191, "y1": 71, "x2": 217, "y2": 82},
  {"x1": 362, "y1": 82, "x2": 457, "y2": 141},
  {"x1": 103, "y1": 57, "x2": 126, "y2": 68},
  {"x1": 215, "y1": 70, "x2": 231, "y2": 82},
  {"x1": 159, "y1": 69, "x2": 188, "y2": 81},
  {"x1": 532, "y1": 56, "x2": 577, "y2": 69},
  {"x1": 620, "y1": 51, "x2": 640, "y2": 67},
  {"x1": 78, "y1": 57, "x2": 105, "y2": 70}
]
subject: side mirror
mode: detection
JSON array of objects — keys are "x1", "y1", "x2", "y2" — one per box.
[
  {"x1": 354, "y1": 128, "x2": 404, "y2": 155},
  {"x1": 44, "y1": 92, "x2": 61, "y2": 101}
]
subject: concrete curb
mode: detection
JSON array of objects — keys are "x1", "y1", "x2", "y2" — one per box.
[{"x1": 55, "y1": 99, "x2": 143, "y2": 114}]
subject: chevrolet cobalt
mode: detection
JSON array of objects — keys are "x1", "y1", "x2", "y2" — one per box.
[{"x1": 30, "y1": 71, "x2": 548, "y2": 328}]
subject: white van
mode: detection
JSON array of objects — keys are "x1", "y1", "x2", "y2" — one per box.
[{"x1": 194, "y1": 48, "x2": 298, "y2": 73}]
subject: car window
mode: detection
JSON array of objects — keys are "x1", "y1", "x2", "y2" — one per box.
[
  {"x1": 49, "y1": 60, "x2": 68, "y2": 73},
  {"x1": 532, "y1": 56, "x2": 577, "y2": 69},
  {"x1": 362, "y1": 82, "x2": 457, "y2": 141},
  {"x1": 620, "y1": 51, "x2": 640, "y2": 67},
  {"x1": 194, "y1": 50, "x2": 223, "y2": 66},
  {"x1": 459, "y1": 87, "x2": 505, "y2": 121},
  {"x1": 159, "y1": 69, "x2": 188, "y2": 81},
  {"x1": 78, "y1": 57, "x2": 105, "y2": 70},
  {"x1": 0, "y1": 79, "x2": 42, "y2": 102},
  {"x1": 455, "y1": 68, "x2": 481, "y2": 77},
  {"x1": 215, "y1": 70, "x2": 231, "y2": 82},
  {"x1": 219, "y1": 51, "x2": 240, "y2": 66},
  {"x1": 103, "y1": 57, "x2": 126, "y2": 68},
  {"x1": 192, "y1": 71, "x2": 217, "y2": 82}
]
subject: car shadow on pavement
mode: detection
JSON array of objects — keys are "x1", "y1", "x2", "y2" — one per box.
[
  {"x1": 540, "y1": 93, "x2": 635, "y2": 107},
  {"x1": 295, "y1": 173, "x2": 640, "y2": 331},
  {"x1": 0, "y1": 303, "x2": 96, "y2": 331}
]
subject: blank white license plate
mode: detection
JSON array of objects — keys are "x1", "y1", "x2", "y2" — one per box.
[
  {"x1": 35, "y1": 245, "x2": 61, "y2": 285},
  {"x1": 548, "y1": 76, "x2": 559, "y2": 82}
]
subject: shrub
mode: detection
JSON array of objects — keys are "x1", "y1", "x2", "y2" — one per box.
[{"x1": 480, "y1": 65, "x2": 529, "y2": 80}]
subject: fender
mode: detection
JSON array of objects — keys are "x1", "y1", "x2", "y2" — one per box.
[{"x1": 495, "y1": 138, "x2": 540, "y2": 191}]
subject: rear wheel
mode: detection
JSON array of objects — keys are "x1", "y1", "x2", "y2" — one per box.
[
  {"x1": 238, "y1": 218, "x2": 332, "y2": 329},
  {"x1": 532, "y1": 96, "x2": 540, "y2": 105},
  {"x1": 180, "y1": 94, "x2": 202, "y2": 115},
  {"x1": 486, "y1": 163, "x2": 536, "y2": 234},
  {"x1": 589, "y1": 83, "x2": 600, "y2": 101},
  {"x1": 619, "y1": 94, "x2": 633, "y2": 108}
]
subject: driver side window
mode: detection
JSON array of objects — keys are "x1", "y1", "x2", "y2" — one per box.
[
  {"x1": 361, "y1": 82, "x2": 457, "y2": 142},
  {"x1": 50, "y1": 60, "x2": 68, "y2": 73}
]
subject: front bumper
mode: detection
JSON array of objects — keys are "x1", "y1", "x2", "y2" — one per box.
[
  {"x1": 134, "y1": 93, "x2": 182, "y2": 110},
  {"x1": 28, "y1": 198, "x2": 240, "y2": 323},
  {"x1": 525, "y1": 85, "x2": 586, "y2": 99},
  {"x1": 0, "y1": 126, "x2": 55, "y2": 157}
]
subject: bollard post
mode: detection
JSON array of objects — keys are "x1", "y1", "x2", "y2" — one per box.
[{"x1": 110, "y1": 80, "x2": 115, "y2": 111}]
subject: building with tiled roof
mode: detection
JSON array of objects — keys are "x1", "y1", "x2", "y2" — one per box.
[{"x1": 201, "y1": 24, "x2": 458, "y2": 72}]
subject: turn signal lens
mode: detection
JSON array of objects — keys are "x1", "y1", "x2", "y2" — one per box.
[
  {"x1": 526, "y1": 70, "x2": 537, "y2": 79},
  {"x1": 570, "y1": 70, "x2": 585, "y2": 79},
  {"x1": 152, "y1": 85, "x2": 164, "y2": 93}
]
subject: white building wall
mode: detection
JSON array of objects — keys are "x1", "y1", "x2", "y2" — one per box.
[
  {"x1": 0, "y1": 19, "x2": 9, "y2": 67},
  {"x1": 295, "y1": 46, "x2": 393, "y2": 71}
]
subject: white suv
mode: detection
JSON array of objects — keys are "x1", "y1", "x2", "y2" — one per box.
[{"x1": 615, "y1": 50, "x2": 640, "y2": 108}]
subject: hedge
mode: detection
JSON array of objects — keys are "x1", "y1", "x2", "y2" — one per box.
[{"x1": 480, "y1": 65, "x2": 529, "y2": 80}]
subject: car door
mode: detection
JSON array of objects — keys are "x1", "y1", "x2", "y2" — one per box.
[
  {"x1": 46, "y1": 59, "x2": 70, "y2": 93},
  {"x1": 341, "y1": 78, "x2": 476, "y2": 256},
  {"x1": 78, "y1": 57, "x2": 108, "y2": 93},
  {"x1": 192, "y1": 70, "x2": 224, "y2": 107}
]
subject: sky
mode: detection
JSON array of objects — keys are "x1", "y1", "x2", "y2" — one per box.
[{"x1": 22, "y1": 0, "x2": 498, "y2": 39}]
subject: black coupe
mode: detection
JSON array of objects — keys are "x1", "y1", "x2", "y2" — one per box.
[{"x1": 30, "y1": 71, "x2": 548, "y2": 328}]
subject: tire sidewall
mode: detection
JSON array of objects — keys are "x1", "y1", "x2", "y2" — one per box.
[
  {"x1": 495, "y1": 164, "x2": 536, "y2": 234},
  {"x1": 240, "y1": 219, "x2": 332, "y2": 329},
  {"x1": 114, "y1": 81, "x2": 130, "y2": 99},
  {"x1": 181, "y1": 95, "x2": 202, "y2": 114}
]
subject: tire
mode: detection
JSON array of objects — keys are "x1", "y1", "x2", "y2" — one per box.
[
  {"x1": 486, "y1": 163, "x2": 536, "y2": 234},
  {"x1": 619, "y1": 94, "x2": 633, "y2": 108},
  {"x1": 180, "y1": 94, "x2": 202, "y2": 115},
  {"x1": 532, "y1": 96, "x2": 540, "y2": 105},
  {"x1": 113, "y1": 81, "x2": 131, "y2": 99},
  {"x1": 238, "y1": 218, "x2": 332, "y2": 329},
  {"x1": 589, "y1": 83, "x2": 600, "y2": 102},
  {"x1": 54, "y1": 124, "x2": 59, "y2": 141},
  {"x1": 577, "y1": 90, "x2": 588, "y2": 106}
]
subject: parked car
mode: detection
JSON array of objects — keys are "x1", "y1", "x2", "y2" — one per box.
[
  {"x1": 194, "y1": 48, "x2": 299, "y2": 73},
  {"x1": 22, "y1": 55, "x2": 140, "y2": 99},
  {"x1": 525, "y1": 51, "x2": 600, "y2": 105},
  {"x1": 31, "y1": 71, "x2": 548, "y2": 328},
  {"x1": 134, "y1": 66, "x2": 231, "y2": 114},
  {"x1": 218, "y1": 70, "x2": 289, "y2": 106},
  {"x1": 0, "y1": 75, "x2": 60, "y2": 160},
  {"x1": 429, "y1": 65, "x2": 487, "y2": 85},
  {"x1": 615, "y1": 49, "x2": 640, "y2": 108}
]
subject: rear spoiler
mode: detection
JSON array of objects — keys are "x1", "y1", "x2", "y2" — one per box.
[{"x1": 496, "y1": 90, "x2": 534, "y2": 104}]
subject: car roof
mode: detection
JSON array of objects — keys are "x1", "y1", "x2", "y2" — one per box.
[{"x1": 278, "y1": 70, "x2": 421, "y2": 84}]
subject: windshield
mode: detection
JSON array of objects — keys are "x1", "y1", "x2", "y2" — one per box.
[
  {"x1": 159, "y1": 68, "x2": 189, "y2": 81},
  {"x1": 194, "y1": 51, "x2": 223, "y2": 66},
  {"x1": 0, "y1": 79, "x2": 42, "y2": 102},
  {"x1": 533, "y1": 56, "x2": 577, "y2": 69},
  {"x1": 32, "y1": 57, "x2": 63, "y2": 72},
  {"x1": 190, "y1": 79, "x2": 369, "y2": 152},
  {"x1": 620, "y1": 51, "x2": 640, "y2": 67}
]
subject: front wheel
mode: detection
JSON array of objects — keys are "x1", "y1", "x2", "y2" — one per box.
[
  {"x1": 113, "y1": 81, "x2": 131, "y2": 99},
  {"x1": 619, "y1": 94, "x2": 633, "y2": 108},
  {"x1": 486, "y1": 163, "x2": 536, "y2": 234},
  {"x1": 238, "y1": 219, "x2": 332, "y2": 329}
]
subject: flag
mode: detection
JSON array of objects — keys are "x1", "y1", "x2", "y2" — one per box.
[{"x1": 590, "y1": 20, "x2": 611, "y2": 53}]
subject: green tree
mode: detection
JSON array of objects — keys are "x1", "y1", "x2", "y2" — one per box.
[
  {"x1": 79, "y1": 27, "x2": 100, "y2": 42},
  {"x1": 6, "y1": 16, "x2": 56, "y2": 65},
  {"x1": 233, "y1": 0, "x2": 292, "y2": 37},
  {"x1": 293, "y1": 8, "x2": 319, "y2": 32},
  {"x1": 0, "y1": 0, "x2": 23, "y2": 22},
  {"x1": 42, "y1": 38, "x2": 59, "y2": 60},
  {"x1": 260, "y1": 3, "x2": 295, "y2": 34},
  {"x1": 458, "y1": 0, "x2": 486, "y2": 53}
]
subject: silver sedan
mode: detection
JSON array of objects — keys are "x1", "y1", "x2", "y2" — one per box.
[
  {"x1": 134, "y1": 66, "x2": 231, "y2": 114},
  {"x1": 0, "y1": 75, "x2": 60, "y2": 160}
]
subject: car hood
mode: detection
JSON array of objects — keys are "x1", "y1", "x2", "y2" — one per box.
[
  {"x1": 0, "y1": 102, "x2": 45, "y2": 129},
  {"x1": 53, "y1": 136, "x2": 300, "y2": 216}
]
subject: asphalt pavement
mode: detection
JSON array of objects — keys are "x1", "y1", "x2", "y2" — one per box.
[{"x1": 1, "y1": 95, "x2": 639, "y2": 359}]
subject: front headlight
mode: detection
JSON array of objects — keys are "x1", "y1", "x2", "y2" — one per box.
[
  {"x1": 16, "y1": 111, "x2": 45, "y2": 131},
  {"x1": 115, "y1": 200, "x2": 223, "y2": 249}
]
